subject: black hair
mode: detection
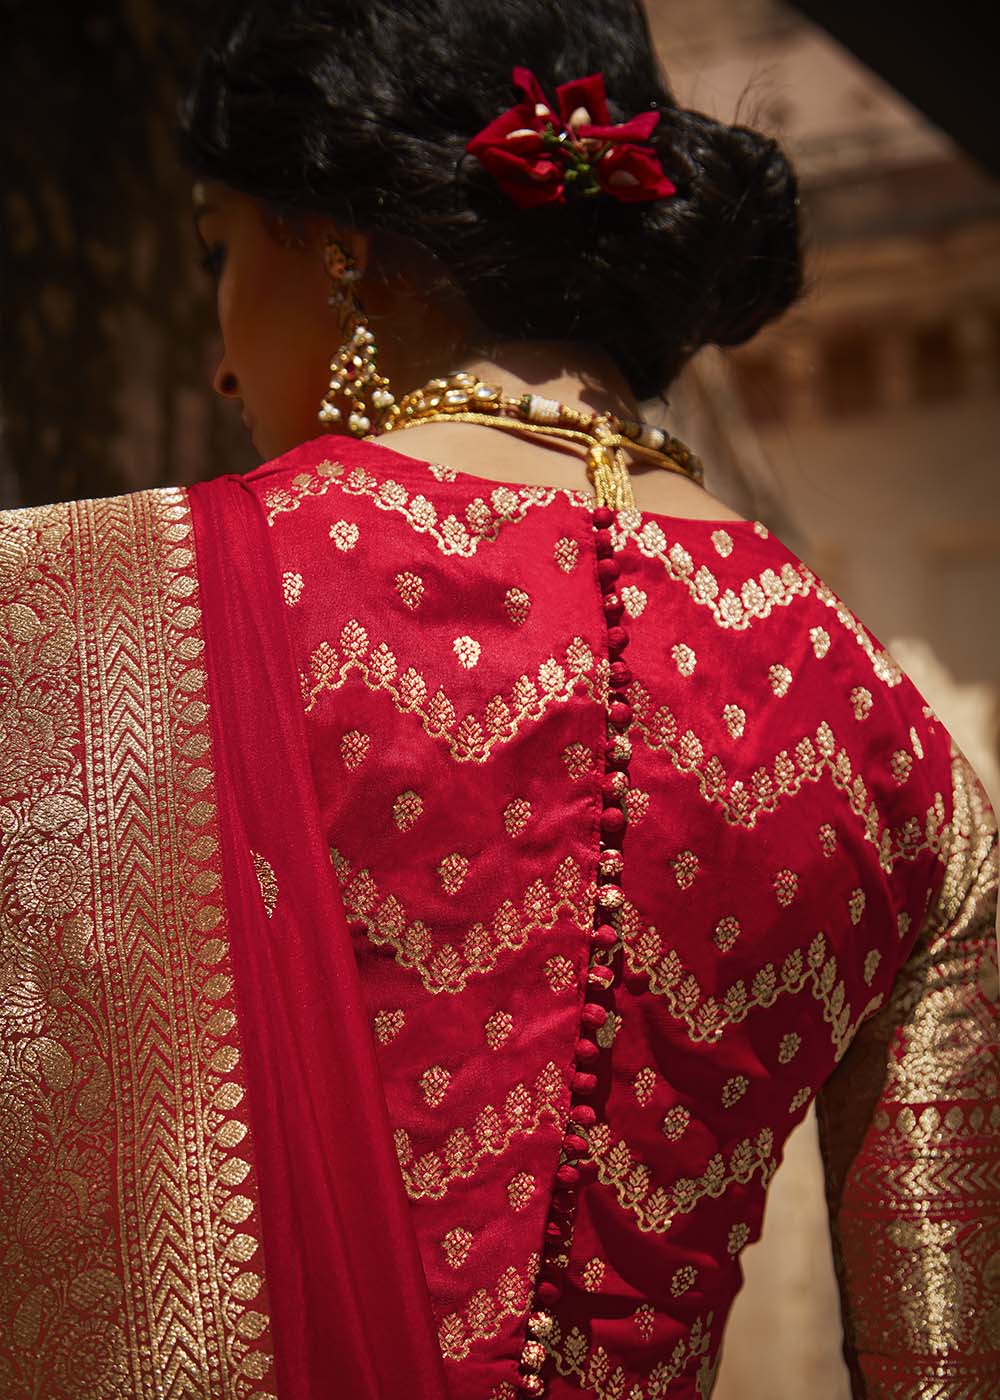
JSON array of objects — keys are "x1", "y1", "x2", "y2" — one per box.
[{"x1": 179, "y1": 0, "x2": 803, "y2": 399}]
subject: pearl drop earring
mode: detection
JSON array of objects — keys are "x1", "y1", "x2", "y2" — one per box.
[{"x1": 317, "y1": 237, "x2": 399, "y2": 437}]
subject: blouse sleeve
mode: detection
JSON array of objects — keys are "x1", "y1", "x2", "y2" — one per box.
[{"x1": 815, "y1": 747, "x2": 1000, "y2": 1399}]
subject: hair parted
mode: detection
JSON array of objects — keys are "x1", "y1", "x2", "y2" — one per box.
[{"x1": 180, "y1": 0, "x2": 803, "y2": 399}]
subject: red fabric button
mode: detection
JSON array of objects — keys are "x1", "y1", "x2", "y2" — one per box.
[
  {"x1": 569, "y1": 1105, "x2": 597, "y2": 1128},
  {"x1": 587, "y1": 964, "x2": 615, "y2": 987},
  {"x1": 537, "y1": 1280, "x2": 563, "y2": 1304},
  {"x1": 602, "y1": 773, "x2": 628, "y2": 801},
  {"x1": 580, "y1": 1002, "x2": 607, "y2": 1028},
  {"x1": 592, "y1": 506, "x2": 614, "y2": 529},
  {"x1": 606, "y1": 625, "x2": 627, "y2": 653},
  {"x1": 609, "y1": 701, "x2": 632, "y2": 727},
  {"x1": 571, "y1": 1071, "x2": 598, "y2": 1094},
  {"x1": 564, "y1": 1132, "x2": 590, "y2": 1155},
  {"x1": 575, "y1": 1037, "x2": 599, "y2": 1063},
  {"x1": 595, "y1": 530, "x2": 614, "y2": 558},
  {"x1": 592, "y1": 924, "x2": 618, "y2": 950},
  {"x1": 600, "y1": 807, "x2": 626, "y2": 837},
  {"x1": 597, "y1": 557, "x2": 620, "y2": 587},
  {"x1": 545, "y1": 1220, "x2": 563, "y2": 1240},
  {"x1": 556, "y1": 1164, "x2": 581, "y2": 1186},
  {"x1": 610, "y1": 660, "x2": 632, "y2": 688},
  {"x1": 603, "y1": 596, "x2": 623, "y2": 623}
]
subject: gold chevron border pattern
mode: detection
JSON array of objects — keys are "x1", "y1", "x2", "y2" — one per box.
[{"x1": 0, "y1": 491, "x2": 274, "y2": 1398}]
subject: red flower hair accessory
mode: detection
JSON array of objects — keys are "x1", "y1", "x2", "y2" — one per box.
[{"x1": 467, "y1": 68, "x2": 677, "y2": 210}]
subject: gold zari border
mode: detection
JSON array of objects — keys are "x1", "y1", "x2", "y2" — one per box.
[{"x1": 0, "y1": 492, "x2": 274, "y2": 1398}]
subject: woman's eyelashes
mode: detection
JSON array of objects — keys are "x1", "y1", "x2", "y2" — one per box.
[{"x1": 200, "y1": 243, "x2": 226, "y2": 280}]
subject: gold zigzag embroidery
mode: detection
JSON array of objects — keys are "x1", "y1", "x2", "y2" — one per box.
[
  {"x1": 543, "y1": 1307, "x2": 718, "y2": 1400},
  {"x1": 437, "y1": 1253, "x2": 540, "y2": 1363},
  {"x1": 264, "y1": 457, "x2": 583, "y2": 552},
  {"x1": 620, "y1": 913, "x2": 883, "y2": 1059},
  {"x1": 587, "y1": 1122, "x2": 777, "y2": 1236},
  {"x1": 617, "y1": 515, "x2": 902, "y2": 686},
  {"x1": 394, "y1": 1061, "x2": 565, "y2": 1201},
  {"x1": 305, "y1": 621, "x2": 605, "y2": 763},
  {"x1": 332, "y1": 848, "x2": 592, "y2": 995},
  {"x1": 626, "y1": 685, "x2": 947, "y2": 872}
]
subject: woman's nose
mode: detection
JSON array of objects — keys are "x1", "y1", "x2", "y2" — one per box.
[{"x1": 213, "y1": 358, "x2": 240, "y2": 398}]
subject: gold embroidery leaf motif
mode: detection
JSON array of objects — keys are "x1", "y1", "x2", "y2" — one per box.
[
  {"x1": 0, "y1": 493, "x2": 273, "y2": 1398},
  {"x1": 252, "y1": 851, "x2": 279, "y2": 919}
]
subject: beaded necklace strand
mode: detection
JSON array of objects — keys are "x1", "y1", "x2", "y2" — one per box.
[{"x1": 386, "y1": 371, "x2": 703, "y2": 511}]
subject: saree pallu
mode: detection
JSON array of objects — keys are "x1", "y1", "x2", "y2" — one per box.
[
  {"x1": 1, "y1": 451, "x2": 998, "y2": 1400},
  {"x1": 0, "y1": 485, "x2": 448, "y2": 1400}
]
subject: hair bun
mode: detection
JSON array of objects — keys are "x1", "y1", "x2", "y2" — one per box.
[{"x1": 662, "y1": 107, "x2": 803, "y2": 352}]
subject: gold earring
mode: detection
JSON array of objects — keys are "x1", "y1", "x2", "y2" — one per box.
[{"x1": 317, "y1": 237, "x2": 398, "y2": 437}]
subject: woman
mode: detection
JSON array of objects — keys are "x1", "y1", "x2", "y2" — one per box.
[{"x1": 1, "y1": 2, "x2": 996, "y2": 1398}]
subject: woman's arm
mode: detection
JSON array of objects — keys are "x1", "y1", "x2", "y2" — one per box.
[{"x1": 816, "y1": 749, "x2": 999, "y2": 1398}]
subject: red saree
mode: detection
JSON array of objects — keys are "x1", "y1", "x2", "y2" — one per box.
[{"x1": 1, "y1": 436, "x2": 997, "y2": 1399}]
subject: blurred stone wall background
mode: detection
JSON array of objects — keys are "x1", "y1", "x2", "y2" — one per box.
[
  {"x1": 2, "y1": 2, "x2": 998, "y2": 1394},
  {"x1": 0, "y1": 0, "x2": 253, "y2": 508}
]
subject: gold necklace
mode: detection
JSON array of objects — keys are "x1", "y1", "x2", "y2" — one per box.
[{"x1": 384, "y1": 371, "x2": 703, "y2": 511}]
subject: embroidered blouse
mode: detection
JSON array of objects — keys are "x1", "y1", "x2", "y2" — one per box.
[{"x1": 0, "y1": 434, "x2": 996, "y2": 1400}]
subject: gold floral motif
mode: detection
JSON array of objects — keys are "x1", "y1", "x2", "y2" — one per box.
[
  {"x1": 722, "y1": 703, "x2": 746, "y2": 739},
  {"x1": 392, "y1": 789, "x2": 424, "y2": 831},
  {"x1": 419, "y1": 1064, "x2": 451, "y2": 1107},
  {"x1": 437, "y1": 1254, "x2": 539, "y2": 1362},
  {"x1": 333, "y1": 849, "x2": 590, "y2": 995},
  {"x1": 394, "y1": 570, "x2": 425, "y2": 609},
  {"x1": 788, "y1": 1086, "x2": 811, "y2": 1113},
  {"x1": 374, "y1": 1008, "x2": 405, "y2": 1043},
  {"x1": 453, "y1": 635, "x2": 481, "y2": 669},
  {"x1": 633, "y1": 1067, "x2": 657, "y2": 1107},
  {"x1": 774, "y1": 868, "x2": 798, "y2": 907},
  {"x1": 810, "y1": 626, "x2": 831, "y2": 658},
  {"x1": 713, "y1": 916, "x2": 741, "y2": 952},
  {"x1": 671, "y1": 849, "x2": 699, "y2": 890},
  {"x1": 263, "y1": 458, "x2": 344, "y2": 523},
  {"x1": 544, "y1": 954, "x2": 577, "y2": 993},
  {"x1": 554, "y1": 536, "x2": 580, "y2": 573},
  {"x1": 340, "y1": 728, "x2": 370, "y2": 769},
  {"x1": 848, "y1": 887, "x2": 866, "y2": 925},
  {"x1": 400, "y1": 1062, "x2": 564, "y2": 1202},
  {"x1": 721, "y1": 1075, "x2": 749, "y2": 1108},
  {"x1": 562, "y1": 742, "x2": 594, "y2": 780},
  {"x1": 671, "y1": 643, "x2": 697, "y2": 677},
  {"x1": 581, "y1": 1258, "x2": 606, "y2": 1292},
  {"x1": 671, "y1": 1264, "x2": 698, "y2": 1297},
  {"x1": 503, "y1": 586, "x2": 531, "y2": 625},
  {"x1": 507, "y1": 1172, "x2": 536, "y2": 1211},
  {"x1": 626, "y1": 788, "x2": 650, "y2": 825},
  {"x1": 252, "y1": 850, "x2": 279, "y2": 919},
  {"x1": 710, "y1": 529, "x2": 733, "y2": 558},
  {"x1": 503, "y1": 797, "x2": 532, "y2": 836},
  {"x1": 862, "y1": 948, "x2": 881, "y2": 985},
  {"x1": 437, "y1": 852, "x2": 470, "y2": 895},
  {"x1": 891, "y1": 749, "x2": 914, "y2": 784},
  {"x1": 633, "y1": 1303, "x2": 655, "y2": 1342},
  {"x1": 441, "y1": 1226, "x2": 474, "y2": 1269},
  {"x1": 329, "y1": 518, "x2": 360, "y2": 551},
  {"x1": 818, "y1": 823, "x2": 838, "y2": 856},
  {"x1": 661, "y1": 1105, "x2": 691, "y2": 1141},
  {"x1": 850, "y1": 685, "x2": 874, "y2": 720},
  {"x1": 778, "y1": 1032, "x2": 801, "y2": 1064},
  {"x1": 768, "y1": 663, "x2": 793, "y2": 698},
  {"x1": 620, "y1": 585, "x2": 647, "y2": 618},
  {"x1": 727, "y1": 1223, "x2": 750, "y2": 1255},
  {"x1": 0, "y1": 492, "x2": 273, "y2": 1396},
  {"x1": 304, "y1": 622, "x2": 602, "y2": 764},
  {"x1": 281, "y1": 570, "x2": 304, "y2": 606},
  {"x1": 485, "y1": 1010, "x2": 514, "y2": 1048}
]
